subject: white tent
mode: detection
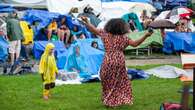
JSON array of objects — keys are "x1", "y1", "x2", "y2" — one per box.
[
  {"x1": 47, "y1": 0, "x2": 102, "y2": 14},
  {"x1": 0, "y1": 0, "x2": 46, "y2": 9},
  {"x1": 47, "y1": 0, "x2": 156, "y2": 17}
]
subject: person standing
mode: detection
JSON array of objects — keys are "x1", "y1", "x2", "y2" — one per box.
[
  {"x1": 39, "y1": 43, "x2": 58, "y2": 100},
  {"x1": 6, "y1": 11, "x2": 23, "y2": 65},
  {"x1": 81, "y1": 16, "x2": 153, "y2": 107}
]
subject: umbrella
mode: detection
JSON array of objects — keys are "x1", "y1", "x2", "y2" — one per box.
[
  {"x1": 169, "y1": 7, "x2": 193, "y2": 17},
  {"x1": 148, "y1": 19, "x2": 175, "y2": 29}
]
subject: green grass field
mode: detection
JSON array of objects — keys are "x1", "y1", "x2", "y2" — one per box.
[{"x1": 0, "y1": 64, "x2": 193, "y2": 110}]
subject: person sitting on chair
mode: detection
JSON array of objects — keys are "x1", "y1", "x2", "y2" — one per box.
[{"x1": 47, "y1": 18, "x2": 58, "y2": 40}]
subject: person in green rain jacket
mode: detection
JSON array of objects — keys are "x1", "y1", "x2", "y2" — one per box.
[{"x1": 6, "y1": 11, "x2": 23, "y2": 65}]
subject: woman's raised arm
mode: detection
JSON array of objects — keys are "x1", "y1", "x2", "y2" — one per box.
[{"x1": 80, "y1": 16, "x2": 101, "y2": 36}]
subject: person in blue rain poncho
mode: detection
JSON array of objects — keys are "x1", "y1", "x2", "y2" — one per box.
[{"x1": 65, "y1": 45, "x2": 90, "y2": 79}]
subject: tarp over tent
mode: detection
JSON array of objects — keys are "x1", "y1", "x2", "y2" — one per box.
[
  {"x1": 23, "y1": 10, "x2": 61, "y2": 31},
  {"x1": 23, "y1": 10, "x2": 93, "y2": 40},
  {"x1": 163, "y1": 32, "x2": 195, "y2": 54},
  {"x1": 33, "y1": 39, "x2": 104, "y2": 80},
  {"x1": 64, "y1": 39, "x2": 104, "y2": 75},
  {"x1": 33, "y1": 38, "x2": 104, "y2": 74},
  {"x1": 0, "y1": 36, "x2": 8, "y2": 62}
]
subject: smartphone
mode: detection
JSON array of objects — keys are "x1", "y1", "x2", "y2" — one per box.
[{"x1": 148, "y1": 28, "x2": 153, "y2": 33}]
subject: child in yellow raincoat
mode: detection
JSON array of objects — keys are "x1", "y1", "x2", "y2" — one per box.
[{"x1": 39, "y1": 43, "x2": 58, "y2": 100}]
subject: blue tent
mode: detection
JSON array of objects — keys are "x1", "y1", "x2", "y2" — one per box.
[
  {"x1": 163, "y1": 32, "x2": 195, "y2": 54},
  {"x1": 0, "y1": 36, "x2": 8, "y2": 62}
]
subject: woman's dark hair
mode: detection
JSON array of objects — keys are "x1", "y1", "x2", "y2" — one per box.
[{"x1": 104, "y1": 18, "x2": 129, "y2": 35}]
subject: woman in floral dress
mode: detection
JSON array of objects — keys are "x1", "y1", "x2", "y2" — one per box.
[{"x1": 81, "y1": 17, "x2": 153, "y2": 107}]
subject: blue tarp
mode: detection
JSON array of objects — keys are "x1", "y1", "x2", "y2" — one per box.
[
  {"x1": 33, "y1": 38, "x2": 104, "y2": 75},
  {"x1": 163, "y1": 32, "x2": 195, "y2": 54},
  {"x1": 33, "y1": 41, "x2": 68, "y2": 69},
  {"x1": 166, "y1": 0, "x2": 187, "y2": 7},
  {"x1": 127, "y1": 69, "x2": 149, "y2": 80},
  {"x1": 64, "y1": 39, "x2": 104, "y2": 75},
  {"x1": 0, "y1": 36, "x2": 9, "y2": 62},
  {"x1": 0, "y1": 5, "x2": 15, "y2": 13},
  {"x1": 101, "y1": 0, "x2": 151, "y2": 3},
  {"x1": 23, "y1": 10, "x2": 93, "y2": 40}
]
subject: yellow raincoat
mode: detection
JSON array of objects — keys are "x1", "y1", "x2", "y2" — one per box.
[
  {"x1": 39, "y1": 43, "x2": 58, "y2": 84},
  {"x1": 19, "y1": 21, "x2": 34, "y2": 45}
]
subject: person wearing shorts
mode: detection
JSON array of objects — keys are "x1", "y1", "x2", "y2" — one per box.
[{"x1": 6, "y1": 11, "x2": 23, "y2": 65}]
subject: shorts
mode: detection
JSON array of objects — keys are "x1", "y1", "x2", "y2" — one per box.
[{"x1": 9, "y1": 40, "x2": 21, "y2": 54}]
